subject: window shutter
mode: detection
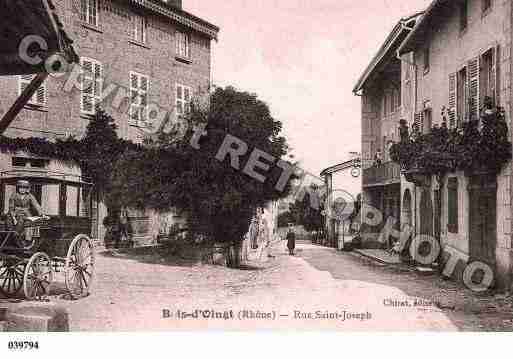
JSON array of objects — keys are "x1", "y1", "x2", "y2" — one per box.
[
  {"x1": 19, "y1": 74, "x2": 46, "y2": 106},
  {"x1": 448, "y1": 73, "x2": 457, "y2": 128},
  {"x1": 93, "y1": 62, "x2": 102, "y2": 112},
  {"x1": 468, "y1": 57, "x2": 480, "y2": 121},
  {"x1": 81, "y1": 59, "x2": 95, "y2": 114},
  {"x1": 494, "y1": 45, "x2": 500, "y2": 105},
  {"x1": 414, "y1": 112, "x2": 421, "y2": 132}
]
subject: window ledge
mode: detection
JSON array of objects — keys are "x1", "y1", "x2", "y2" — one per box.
[
  {"x1": 175, "y1": 55, "x2": 192, "y2": 64},
  {"x1": 128, "y1": 39, "x2": 150, "y2": 49},
  {"x1": 81, "y1": 22, "x2": 103, "y2": 34},
  {"x1": 23, "y1": 104, "x2": 48, "y2": 112},
  {"x1": 80, "y1": 113, "x2": 95, "y2": 120}
]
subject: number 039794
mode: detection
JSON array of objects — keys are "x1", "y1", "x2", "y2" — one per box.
[{"x1": 7, "y1": 341, "x2": 39, "y2": 350}]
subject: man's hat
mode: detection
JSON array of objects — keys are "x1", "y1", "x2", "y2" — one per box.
[{"x1": 16, "y1": 180, "x2": 30, "y2": 187}]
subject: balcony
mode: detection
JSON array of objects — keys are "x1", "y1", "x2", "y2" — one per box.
[{"x1": 363, "y1": 161, "x2": 401, "y2": 187}]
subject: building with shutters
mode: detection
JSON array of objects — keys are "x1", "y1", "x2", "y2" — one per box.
[
  {"x1": 356, "y1": 0, "x2": 513, "y2": 291},
  {"x1": 0, "y1": 0, "x2": 219, "y2": 242},
  {"x1": 353, "y1": 12, "x2": 423, "y2": 249},
  {"x1": 396, "y1": 0, "x2": 512, "y2": 290}
]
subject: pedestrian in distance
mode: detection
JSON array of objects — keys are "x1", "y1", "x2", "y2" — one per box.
[{"x1": 286, "y1": 223, "x2": 296, "y2": 256}]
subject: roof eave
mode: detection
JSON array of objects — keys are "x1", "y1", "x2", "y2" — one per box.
[
  {"x1": 128, "y1": 0, "x2": 220, "y2": 40},
  {"x1": 398, "y1": 0, "x2": 444, "y2": 55}
]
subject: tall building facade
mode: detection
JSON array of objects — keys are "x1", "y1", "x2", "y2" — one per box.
[{"x1": 0, "y1": 0, "x2": 219, "y2": 241}]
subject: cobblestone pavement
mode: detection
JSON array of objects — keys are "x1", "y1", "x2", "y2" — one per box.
[{"x1": 7, "y1": 241, "x2": 510, "y2": 331}]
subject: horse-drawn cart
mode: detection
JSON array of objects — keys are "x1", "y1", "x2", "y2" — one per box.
[{"x1": 0, "y1": 172, "x2": 95, "y2": 300}]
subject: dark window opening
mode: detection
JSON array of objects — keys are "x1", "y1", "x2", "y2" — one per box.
[
  {"x1": 448, "y1": 178, "x2": 459, "y2": 233},
  {"x1": 460, "y1": 0, "x2": 468, "y2": 32}
]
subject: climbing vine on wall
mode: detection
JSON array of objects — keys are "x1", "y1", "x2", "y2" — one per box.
[{"x1": 390, "y1": 103, "x2": 511, "y2": 176}]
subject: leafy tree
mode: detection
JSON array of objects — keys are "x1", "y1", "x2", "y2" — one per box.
[
  {"x1": 110, "y1": 87, "x2": 293, "y2": 267},
  {"x1": 277, "y1": 211, "x2": 295, "y2": 228},
  {"x1": 289, "y1": 183, "x2": 324, "y2": 233}
]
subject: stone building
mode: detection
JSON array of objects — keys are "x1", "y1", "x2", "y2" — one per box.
[
  {"x1": 353, "y1": 12, "x2": 423, "y2": 248},
  {"x1": 356, "y1": 0, "x2": 513, "y2": 291},
  {"x1": 397, "y1": 0, "x2": 512, "y2": 290},
  {"x1": 0, "y1": 0, "x2": 219, "y2": 242}
]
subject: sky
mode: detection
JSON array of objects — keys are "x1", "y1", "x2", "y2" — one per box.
[{"x1": 184, "y1": 0, "x2": 432, "y2": 177}]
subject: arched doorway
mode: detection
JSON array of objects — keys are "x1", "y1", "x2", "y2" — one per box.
[
  {"x1": 419, "y1": 188, "x2": 433, "y2": 236},
  {"x1": 402, "y1": 189, "x2": 412, "y2": 228}
]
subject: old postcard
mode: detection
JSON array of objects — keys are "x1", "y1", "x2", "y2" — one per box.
[{"x1": 1, "y1": 1, "x2": 513, "y2": 351}]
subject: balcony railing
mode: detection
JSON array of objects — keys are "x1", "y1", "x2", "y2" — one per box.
[{"x1": 363, "y1": 161, "x2": 401, "y2": 187}]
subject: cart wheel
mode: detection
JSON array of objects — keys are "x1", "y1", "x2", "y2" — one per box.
[
  {"x1": 23, "y1": 253, "x2": 53, "y2": 300},
  {"x1": 65, "y1": 234, "x2": 95, "y2": 299},
  {"x1": 0, "y1": 257, "x2": 25, "y2": 297}
]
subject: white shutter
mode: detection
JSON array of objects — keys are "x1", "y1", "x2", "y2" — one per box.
[
  {"x1": 468, "y1": 57, "x2": 480, "y2": 121},
  {"x1": 494, "y1": 45, "x2": 500, "y2": 105},
  {"x1": 93, "y1": 62, "x2": 102, "y2": 112},
  {"x1": 176, "y1": 84, "x2": 183, "y2": 115},
  {"x1": 129, "y1": 72, "x2": 139, "y2": 123},
  {"x1": 448, "y1": 73, "x2": 457, "y2": 128},
  {"x1": 81, "y1": 58, "x2": 101, "y2": 115},
  {"x1": 19, "y1": 74, "x2": 46, "y2": 106},
  {"x1": 129, "y1": 72, "x2": 149, "y2": 126}
]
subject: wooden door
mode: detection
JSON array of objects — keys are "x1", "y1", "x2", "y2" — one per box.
[
  {"x1": 419, "y1": 189, "x2": 433, "y2": 236},
  {"x1": 469, "y1": 175, "x2": 497, "y2": 266}
]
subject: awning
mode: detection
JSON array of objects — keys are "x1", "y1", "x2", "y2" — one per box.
[{"x1": 0, "y1": 0, "x2": 78, "y2": 75}]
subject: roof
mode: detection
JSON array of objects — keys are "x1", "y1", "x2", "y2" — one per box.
[
  {"x1": 320, "y1": 160, "x2": 355, "y2": 177},
  {"x1": 352, "y1": 11, "x2": 423, "y2": 93},
  {"x1": 398, "y1": 0, "x2": 450, "y2": 55},
  {"x1": 128, "y1": 0, "x2": 220, "y2": 40},
  {"x1": 0, "y1": 0, "x2": 78, "y2": 76}
]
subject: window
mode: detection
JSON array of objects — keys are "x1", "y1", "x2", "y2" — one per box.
[
  {"x1": 447, "y1": 178, "x2": 459, "y2": 233},
  {"x1": 129, "y1": 72, "x2": 149, "y2": 126},
  {"x1": 480, "y1": 48, "x2": 497, "y2": 106},
  {"x1": 12, "y1": 157, "x2": 47, "y2": 168},
  {"x1": 422, "y1": 108, "x2": 432, "y2": 134},
  {"x1": 80, "y1": 0, "x2": 99, "y2": 27},
  {"x1": 176, "y1": 31, "x2": 190, "y2": 58},
  {"x1": 42, "y1": 184, "x2": 60, "y2": 216},
  {"x1": 460, "y1": 0, "x2": 468, "y2": 32},
  {"x1": 457, "y1": 67, "x2": 468, "y2": 124},
  {"x1": 66, "y1": 185, "x2": 79, "y2": 217},
  {"x1": 18, "y1": 75, "x2": 46, "y2": 107},
  {"x1": 423, "y1": 45, "x2": 430, "y2": 73},
  {"x1": 132, "y1": 14, "x2": 147, "y2": 43},
  {"x1": 482, "y1": 0, "x2": 492, "y2": 13},
  {"x1": 80, "y1": 58, "x2": 102, "y2": 115},
  {"x1": 176, "y1": 84, "x2": 192, "y2": 115}
]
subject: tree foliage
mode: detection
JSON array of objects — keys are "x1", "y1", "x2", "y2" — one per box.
[
  {"x1": 110, "y1": 87, "x2": 293, "y2": 247},
  {"x1": 390, "y1": 103, "x2": 511, "y2": 176},
  {"x1": 289, "y1": 183, "x2": 324, "y2": 232}
]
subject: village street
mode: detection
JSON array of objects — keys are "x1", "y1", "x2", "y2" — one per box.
[{"x1": 31, "y1": 241, "x2": 510, "y2": 331}]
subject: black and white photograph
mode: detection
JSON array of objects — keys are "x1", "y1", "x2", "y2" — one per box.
[{"x1": 0, "y1": 0, "x2": 512, "y2": 356}]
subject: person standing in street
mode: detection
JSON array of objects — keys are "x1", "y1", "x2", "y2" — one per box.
[{"x1": 286, "y1": 224, "x2": 296, "y2": 256}]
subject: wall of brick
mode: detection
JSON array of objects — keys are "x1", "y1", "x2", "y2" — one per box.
[
  {"x1": 0, "y1": 0, "x2": 213, "y2": 142},
  {"x1": 0, "y1": 0, "x2": 215, "y2": 241}
]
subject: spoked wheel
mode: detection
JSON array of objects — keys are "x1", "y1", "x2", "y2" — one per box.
[
  {"x1": 0, "y1": 257, "x2": 25, "y2": 297},
  {"x1": 23, "y1": 253, "x2": 53, "y2": 300},
  {"x1": 65, "y1": 234, "x2": 95, "y2": 299}
]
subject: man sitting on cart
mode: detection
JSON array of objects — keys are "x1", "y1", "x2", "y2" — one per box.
[{"x1": 6, "y1": 180, "x2": 48, "y2": 244}]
